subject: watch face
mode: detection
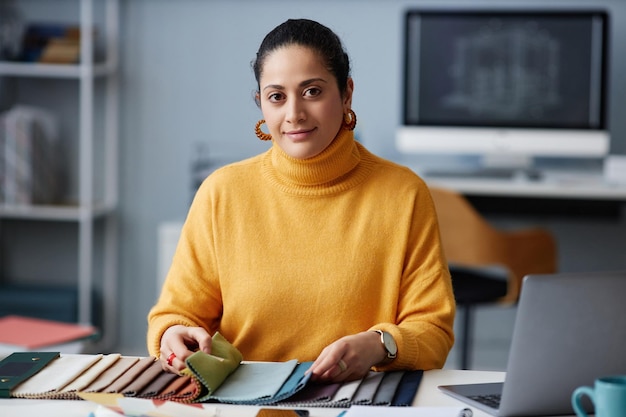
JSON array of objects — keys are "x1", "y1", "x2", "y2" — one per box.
[{"x1": 382, "y1": 331, "x2": 398, "y2": 357}]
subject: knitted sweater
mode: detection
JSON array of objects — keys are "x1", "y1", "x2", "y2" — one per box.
[{"x1": 147, "y1": 128, "x2": 455, "y2": 370}]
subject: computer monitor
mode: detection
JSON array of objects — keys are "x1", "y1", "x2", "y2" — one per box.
[{"x1": 396, "y1": 9, "x2": 611, "y2": 173}]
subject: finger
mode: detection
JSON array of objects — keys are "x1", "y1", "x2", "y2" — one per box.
[
  {"x1": 308, "y1": 355, "x2": 337, "y2": 378},
  {"x1": 320, "y1": 348, "x2": 345, "y2": 371},
  {"x1": 161, "y1": 351, "x2": 184, "y2": 373},
  {"x1": 160, "y1": 341, "x2": 189, "y2": 370},
  {"x1": 186, "y1": 327, "x2": 212, "y2": 354},
  {"x1": 166, "y1": 352, "x2": 178, "y2": 368},
  {"x1": 159, "y1": 350, "x2": 179, "y2": 372},
  {"x1": 311, "y1": 357, "x2": 348, "y2": 382},
  {"x1": 168, "y1": 332, "x2": 203, "y2": 362},
  {"x1": 170, "y1": 335, "x2": 195, "y2": 357},
  {"x1": 328, "y1": 363, "x2": 345, "y2": 379}
]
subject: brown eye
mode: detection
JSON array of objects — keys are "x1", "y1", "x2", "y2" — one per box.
[
  {"x1": 304, "y1": 87, "x2": 321, "y2": 97},
  {"x1": 268, "y1": 92, "x2": 284, "y2": 103}
]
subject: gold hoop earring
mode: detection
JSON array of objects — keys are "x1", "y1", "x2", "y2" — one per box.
[
  {"x1": 343, "y1": 109, "x2": 357, "y2": 131},
  {"x1": 255, "y1": 119, "x2": 272, "y2": 141}
]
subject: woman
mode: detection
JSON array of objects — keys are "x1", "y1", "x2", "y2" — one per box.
[{"x1": 147, "y1": 18, "x2": 455, "y2": 383}]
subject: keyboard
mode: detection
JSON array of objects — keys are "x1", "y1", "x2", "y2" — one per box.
[
  {"x1": 424, "y1": 167, "x2": 543, "y2": 181},
  {"x1": 468, "y1": 393, "x2": 502, "y2": 409}
]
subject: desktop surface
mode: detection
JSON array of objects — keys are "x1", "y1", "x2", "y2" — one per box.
[
  {"x1": 423, "y1": 169, "x2": 626, "y2": 200},
  {"x1": 390, "y1": 155, "x2": 626, "y2": 202},
  {"x1": 420, "y1": 166, "x2": 626, "y2": 217},
  {"x1": 0, "y1": 369, "x2": 578, "y2": 417}
]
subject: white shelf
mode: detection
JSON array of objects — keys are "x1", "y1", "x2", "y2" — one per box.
[
  {"x1": 0, "y1": 0, "x2": 119, "y2": 350},
  {"x1": 0, "y1": 202, "x2": 115, "y2": 221},
  {"x1": 0, "y1": 61, "x2": 115, "y2": 78}
]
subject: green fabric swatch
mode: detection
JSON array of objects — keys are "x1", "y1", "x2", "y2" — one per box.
[{"x1": 181, "y1": 332, "x2": 243, "y2": 396}]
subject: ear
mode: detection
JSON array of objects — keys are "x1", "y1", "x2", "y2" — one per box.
[{"x1": 343, "y1": 78, "x2": 354, "y2": 111}]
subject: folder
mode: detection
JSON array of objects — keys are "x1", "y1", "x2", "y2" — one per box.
[{"x1": 0, "y1": 315, "x2": 98, "y2": 352}]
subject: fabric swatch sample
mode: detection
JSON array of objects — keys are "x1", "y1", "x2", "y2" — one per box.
[
  {"x1": 105, "y1": 356, "x2": 156, "y2": 393},
  {"x1": 61, "y1": 353, "x2": 121, "y2": 394},
  {"x1": 149, "y1": 374, "x2": 191, "y2": 399},
  {"x1": 0, "y1": 351, "x2": 59, "y2": 398},
  {"x1": 327, "y1": 377, "x2": 362, "y2": 406},
  {"x1": 281, "y1": 380, "x2": 342, "y2": 406},
  {"x1": 122, "y1": 359, "x2": 165, "y2": 396},
  {"x1": 182, "y1": 332, "x2": 243, "y2": 398},
  {"x1": 137, "y1": 369, "x2": 179, "y2": 398},
  {"x1": 165, "y1": 375, "x2": 203, "y2": 403},
  {"x1": 391, "y1": 370, "x2": 424, "y2": 406},
  {"x1": 83, "y1": 356, "x2": 139, "y2": 393},
  {"x1": 260, "y1": 361, "x2": 312, "y2": 405},
  {"x1": 11, "y1": 354, "x2": 102, "y2": 398},
  {"x1": 206, "y1": 360, "x2": 299, "y2": 403},
  {"x1": 350, "y1": 371, "x2": 385, "y2": 405},
  {"x1": 371, "y1": 370, "x2": 405, "y2": 405}
]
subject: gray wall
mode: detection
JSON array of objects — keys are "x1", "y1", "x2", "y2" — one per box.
[{"x1": 10, "y1": 0, "x2": 626, "y2": 355}]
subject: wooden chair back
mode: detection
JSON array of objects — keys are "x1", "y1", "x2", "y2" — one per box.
[{"x1": 429, "y1": 186, "x2": 558, "y2": 303}]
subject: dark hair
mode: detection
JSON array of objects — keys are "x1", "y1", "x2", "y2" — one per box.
[{"x1": 252, "y1": 19, "x2": 351, "y2": 98}]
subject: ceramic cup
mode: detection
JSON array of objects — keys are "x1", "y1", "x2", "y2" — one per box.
[{"x1": 572, "y1": 375, "x2": 626, "y2": 417}]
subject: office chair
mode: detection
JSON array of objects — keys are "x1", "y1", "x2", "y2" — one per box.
[{"x1": 429, "y1": 186, "x2": 558, "y2": 369}]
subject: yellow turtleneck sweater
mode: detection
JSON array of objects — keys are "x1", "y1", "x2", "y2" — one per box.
[{"x1": 147, "y1": 129, "x2": 455, "y2": 370}]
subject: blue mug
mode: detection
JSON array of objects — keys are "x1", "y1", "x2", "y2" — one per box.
[{"x1": 572, "y1": 375, "x2": 626, "y2": 417}]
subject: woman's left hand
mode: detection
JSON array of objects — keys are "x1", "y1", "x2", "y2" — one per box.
[{"x1": 307, "y1": 331, "x2": 387, "y2": 383}]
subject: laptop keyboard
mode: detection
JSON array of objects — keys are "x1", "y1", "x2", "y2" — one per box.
[{"x1": 469, "y1": 394, "x2": 502, "y2": 409}]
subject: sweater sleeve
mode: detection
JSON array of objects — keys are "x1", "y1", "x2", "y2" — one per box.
[
  {"x1": 372, "y1": 182, "x2": 456, "y2": 371},
  {"x1": 146, "y1": 180, "x2": 223, "y2": 358}
]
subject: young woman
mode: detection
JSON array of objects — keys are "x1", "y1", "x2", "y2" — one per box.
[{"x1": 147, "y1": 18, "x2": 455, "y2": 383}]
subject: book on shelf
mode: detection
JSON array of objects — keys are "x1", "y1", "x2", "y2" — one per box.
[
  {"x1": 19, "y1": 23, "x2": 81, "y2": 64},
  {"x1": 0, "y1": 105, "x2": 63, "y2": 205},
  {"x1": 0, "y1": 314, "x2": 98, "y2": 354}
]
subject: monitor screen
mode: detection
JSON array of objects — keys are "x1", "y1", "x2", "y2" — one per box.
[{"x1": 397, "y1": 9, "x2": 610, "y2": 164}]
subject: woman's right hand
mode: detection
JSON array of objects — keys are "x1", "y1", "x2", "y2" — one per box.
[{"x1": 159, "y1": 324, "x2": 212, "y2": 373}]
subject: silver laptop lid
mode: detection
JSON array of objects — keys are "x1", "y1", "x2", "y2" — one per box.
[{"x1": 500, "y1": 271, "x2": 626, "y2": 416}]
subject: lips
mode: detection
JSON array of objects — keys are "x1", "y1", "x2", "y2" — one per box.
[{"x1": 285, "y1": 128, "x2": 316, "y2": 141}]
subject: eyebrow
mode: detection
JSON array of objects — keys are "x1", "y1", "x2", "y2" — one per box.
[{"x1": 262, "y1": 78, "x2": 328, "y2": 92}]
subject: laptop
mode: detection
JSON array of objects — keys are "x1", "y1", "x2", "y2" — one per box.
[{"x1": 439, "y1": 271, "x2": 626, "y2": 416}]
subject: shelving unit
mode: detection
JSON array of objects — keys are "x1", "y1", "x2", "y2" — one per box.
[{"x1": 0, "y1": 0, "x2": 119, "y2": 350}]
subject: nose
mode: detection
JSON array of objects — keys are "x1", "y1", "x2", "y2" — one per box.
[{"x1": 285, "y1": 97, "x2": 305, "y2": 124}]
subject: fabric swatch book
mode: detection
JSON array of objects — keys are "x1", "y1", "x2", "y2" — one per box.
[
  {"x1": 0, "y1": 315, "x2": 98, "y2": 352},
  {"x1": 0, "y1": 332, "x2": 424, "y2": 407}
]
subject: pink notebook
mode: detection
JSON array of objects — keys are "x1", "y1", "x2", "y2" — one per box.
[{"x1": 0, "y1": 315, "x2": 97, "y2": 349}]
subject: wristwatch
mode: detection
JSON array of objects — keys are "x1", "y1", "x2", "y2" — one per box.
[{"x1": 372, "y1": 330, "x2": 397, "y2": 364}]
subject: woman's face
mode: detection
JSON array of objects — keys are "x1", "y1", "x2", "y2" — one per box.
[{"x1": 258, "y1": 44, "x2": 353, "y2": 160}]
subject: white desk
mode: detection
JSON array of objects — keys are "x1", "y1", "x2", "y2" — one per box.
[
  {"x1": 0, "y1": 369, "x2": 579, "y2": 417},
  {"x1": 0, "y1": 370, "x2": 507, "y2": 417},
  {"x1": 393, "y1": 155, "x2": 626, "y2": 201},
  {"x1": 422, "y1": 170, "x2": 626, "y2": 201}
]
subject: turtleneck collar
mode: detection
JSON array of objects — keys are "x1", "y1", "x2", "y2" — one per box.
[{"x1": 262, "y1": 128, "x2": 374, "y2": 195}]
